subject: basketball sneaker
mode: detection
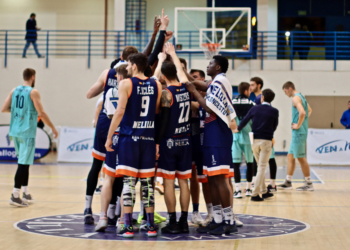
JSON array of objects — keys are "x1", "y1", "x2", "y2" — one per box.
[
  {"x1": 22, "y1": 193, "x2": 34, "y2": 203},
  {"x1": 267, "y1": 184, "x2": 277, "y2": 193},
  {"x1": 117, "y1": 217, "x2": 124, "y2": 230},
  {"x1": 175, "y1": 184, "x2": 180, "y2": 190},
  {"x1": 233, "y1": 190, "x2": 242, "y2": 199},
  {"x1": 154, "y1": 212, "x2": 166, "y2": 223},
  {"x1": 197, "y1": 219, "x2": 221, "y2": 233},
  {"x1": 108, "y1": 216, "x2": 119, "y2": 226},
  {"x1": 277, "y1": 180, "x2": 292, "y2": 189},
  {"x1": 179, "y1": 220, "x2": 189, "y2": 233},
  {"x1": 84, "y1": 208, "x2": 95, "y2": 224},
  {"x1": 251, "y1": 195, "x2": 264, "y2": 202},
  {"x1": 296, "y1": 182, "x2": 314, "y2": 191},
  {"x1": 209, "y1": 221, "x2": 238, "y2": 235},
  {"x1": 233, "y1": 213, "x2": 243, "y2": 227},
  {"x1": 245, "y1": 189, "x2": 252, "y2": 197},
  {"x1": 200, "y1": 213, "x2": 213, "y2": 227},
  {"x1": 191, "y1": 211, "x2": 204, "y2": 225},
  {"x1": 95, "y1": 185, "x2": 102, "y2": 194},
  {"x1": 95, "y1": 218, "x2": 108, "y2": 232},
  {"x1": 146, "y1": 224, "x2": 158, "y2": 237},
  {"x1": 118, "y1": 225, "x2": 134, "y2": 238},
  {"x1": 137, "y1": 213, "x2": 143, "y2": 224},
  {"x1": 161, "y1": 223, "x2": 181, "y2": 234},
  {"x1": 9, "y1": 194, "x2": 28, "y2": 207},
  {"x1": 155, "y1": 182, "x2": 164, "y2": 195},
  {"x1": 262, "y1": 191, "x2": 274, "y2": 199}
]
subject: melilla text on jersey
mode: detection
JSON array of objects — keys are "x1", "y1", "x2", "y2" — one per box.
[
  {"x1": 175, "y1": 124, "x2": 191, "y2": 134},
  {"x1": 133, "y1": 121, "x2": 154, "y2": 129}
]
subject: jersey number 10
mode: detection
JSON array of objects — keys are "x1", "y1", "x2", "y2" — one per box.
[{"x1": 15, "y1": 95, "x2": 24, "y2": 109}]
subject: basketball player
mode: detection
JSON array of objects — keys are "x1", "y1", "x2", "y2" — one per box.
[
  {"x1": 1, "y1": 68, "x2": 58, "y2": 207},
  {"x1": 232, "y1": 82, "x2": 255, "y2": 199},
  {"x1": 155, "y1": 44, "x2": 192, "y2": 234},
  {"x1": 105, "y1": 53, "x2": 162, "y2": 238},
  {"x1": 250, "y1": 77, "x2": 279, "y2": 192},
  {"x1": 95, "y1": 63, "x2": 128, "y2": 232},
  {"x1": 185, "y1": 56, "x2": 238, "y2": 235},
  {"x1": 85, "y1": 46, "x2": 138, "y2": 225},
  {"x1": 279, "y1": 81, "x2": 314, "y2": 191}
]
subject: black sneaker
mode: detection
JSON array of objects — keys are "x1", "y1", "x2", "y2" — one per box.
[
  {"x1": 175, "y1": 184, "x2": 180, "y2": 190},
  {"x1": 118, "y1": 225, "x2": 134, "y2": 238},
  {"x1": 178, "y1": 220, "x2": 189, "y2": 233},
  {"x1": 251, "y1": 195, "x2": 264, "y2": 202},
  {"x1": 209, "y1": 222, "x2": 238, "y2": 235},
  {"x1": 84, "y1": 208, "x2": 95, "y2": 224},
  {"x1": 95, "y1": 185, "x2": 102, "y2": 194},
  {"x1": 262, "y1": 191, "x2": 274, "y2": 199},
  {"x1": 197, "y1": 220, "x2": 221, "y2": 233},
  {"x1": 108, "y1": 216, "x2": 119, "y2": 226},
  {"x1": 161, "y1": 223, "x2": 181, "y2": 234},
  {"x1": 267, "y1": 184, "x2": 277, "y2": 193}
]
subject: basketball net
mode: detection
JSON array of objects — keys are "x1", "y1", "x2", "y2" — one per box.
[{"x1": 202, "y1": 43, "x2": 221, "y2": 59}]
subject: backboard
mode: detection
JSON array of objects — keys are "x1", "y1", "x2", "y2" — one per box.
[{"x1": 174, "y1": 7, "x2": 251, "y2": 54}]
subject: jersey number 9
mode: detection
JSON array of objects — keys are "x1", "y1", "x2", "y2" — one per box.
[{"x1": 140, "y1": 96, "x2": 150, "y2": 117}]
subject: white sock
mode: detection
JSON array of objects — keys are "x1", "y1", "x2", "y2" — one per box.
[
  {"x1": 156, "y1": 177, "x2": 162, "y2": 184},
  {"x1": 206, "y1": 203, "x2": 213, "y2": 214},
  {"x1": 85, "y1": 195, "x2": 93, "y2": 209},
  {"x1": 22, "y1": 186, "x2": 29, "y2": 195},
  {"x1": 13, "y1": 188, "x2": 21, "y2": 198},
  {"x1": 286, "y1": 175, "x2": 292, "y2": 182},
  {"x1": 115, "y1": 196, "x2": 121, "y2": 216},
  {"x1": 140, "y1": 201, "x2": 144, "y2": 216},
  {"x1": 107, "y1": 204, "x2": 116, "y2": 219},
  {"x1": 246, "y1": 182, "x2": 252, "y2": 190},
  {"x1": 213, "y1": 205, "x2": 223, "y2": 223},
  {"x1": 235, "y1": 183, "x2": 241, "y2": 192},
  {"x1": 222, "y1": 206, "x2": 234, "y2": 225},
  {"x1": 305, "y1": 176, "x2": 312, "y2": 184},
  {"x1": 100, "y1": 211, "x2": 107, "y2": 218},
  {"x1": 270, "y1": 180, "x2": 276, "y2": 187}
]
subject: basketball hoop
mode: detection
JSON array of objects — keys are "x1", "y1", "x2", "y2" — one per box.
[{"x1": 202, "y1": 43, "x2": 221, "y2": 59}]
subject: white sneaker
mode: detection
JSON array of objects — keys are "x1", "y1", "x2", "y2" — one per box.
[
  {"x1": 233, "y1": 213, "x2": 243, "y2": 227},
  {"x1": 95, "y1": 218, "x2": 108, "y2": 232},
  {"x1": 296, "y1": 182, "x2": 314, "y2": 191},
  {"x1": 233, "y1": 190, "x2": 243, "y2": 198},
  {"x1": 200, "y1": 213, "x2": 213, "y2": 227},
  {"x1": 191, "y1": 211, "x2": 204, "y2": 225},
  {"x1": 245, "y1": 189, "x2": 252, "y2": 197}
]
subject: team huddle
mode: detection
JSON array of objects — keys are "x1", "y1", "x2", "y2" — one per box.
[{"x1": 2, "y1": 9, "x2": 313, "y2": 240}]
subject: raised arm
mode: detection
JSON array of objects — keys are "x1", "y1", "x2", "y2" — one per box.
[
  {"x1": 153, "y1": 52, "x2": 167, "y2": 80},
  {"x1": 30, "y1": 89, "x2": 58, "y2": 138},
  {"x1": 1, "y1": 88, "x2": 15, "y2": 113},
  {"x1": 185, "y1": 82, "x2": 212, "y2": 114},
  {"x1": 165, "y1": 43, "x2": 188, "y2": 83},
  {"x1": 292, "y1": 96, "x2": 306, "y2": 130},
  {"x1": 86, "y1": 69, "x2": 108, "y2": 99},
  {"x1": 142, "y1": 16, "x2": 161, "y2": 56}
]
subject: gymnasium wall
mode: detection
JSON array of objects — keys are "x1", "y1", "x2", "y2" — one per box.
[
  {"x1": 0, "y1": 0, "x2": 115, "y2": 31},
  {"x1": 1, "y1": 59, "x2": 350, "y2": 152}
]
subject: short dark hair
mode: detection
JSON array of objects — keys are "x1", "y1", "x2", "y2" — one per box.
[
  {"x1": 161, "y1": 61, "x2": 177, "y2": 81},
  {"x1": 250, "y1": 77, "x2": 263, "y2": 89},
  {"x1": 128, "y1": 53, "x2": 149, "y2": 74},
  {"x1": 262, "y1": 89, "x2": 275, "y2": 103},
  {"x1": 115, "y1": 64, "x2": 128, "y2": 79},
  {"x1": 190, "y1": 69, "x2": 205, "y2": 78},
  {"x1": 179, "y1": 58, "x2": 187, "y2": 70},
  {"x1": 122, "y1": 46, "x2": 138, "y2": 61},
  {"x1": 110, "y1": 58, "x2": 121, "y2": 69},
  {"x1": 30, "y1": 13, "x2": 36, "y2": 18},
  {"x1": 213, "y1": 55, "x2": 229, "y2": 73},
  {"x1": 238, "y1": 82, "x2": 250, "y2": 95},
  {"x1": 282, "y1": 81, "x2": 295, "y2": 90},
  {"x1": 23, "y1": 68, "x2": 36, "y2": 81}
]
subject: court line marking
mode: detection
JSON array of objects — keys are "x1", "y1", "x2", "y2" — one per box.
[
  {"x1": 13, "y1": 213, "x2": 311, "y2": 242},
  {"x1": 311, "y1": 168, "x2": 324, "y2": 184}
]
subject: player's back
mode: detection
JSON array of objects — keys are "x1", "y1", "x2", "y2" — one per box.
[
  {"x1": 9, "y1": 85, "x2": 38, "y2": 138},
  {"x1": 164, "y1": 83, "x2": 191, "y2": 138},
  {"x1": 292, "y1": 93, "x2": 308, "y2": 135},
  {"x1": 120, "y1": 77, "x2": 159, "y2": 137}
]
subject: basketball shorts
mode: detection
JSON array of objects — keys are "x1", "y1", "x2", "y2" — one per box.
[
  {"x1": 116, "y1": 135, "x2": 156, "y2": 178},
  {"x1": 226, "y1": 163, "x2": 235, "y2": 178},
  {"x1": 157, "y1": 136, "x2": 192, "y2": 180},
  {"x1": 270, "y1": 147, "x2": 275, "y2": 159},
  {"x1": 103, "y1": 133, "x2": 123, "y2": 178},
  {"x1": 232, "y1": 141, "x2": 254, "y2": 163},
  {"x1": 92, "y1": 134, "x2": 107, "y2": 161},
  {"x1": 288, "y1": 133, "x2": 307, "y2": 159},
  {"x1": 193, "y1": 150, "x2": 208, "y2": 183},
  {"x1": 12, "y1": 136, "x2": 36, "y2": 165},
  {"x1": 203, "y1": 146, "x2": 232, "y2": 177}
]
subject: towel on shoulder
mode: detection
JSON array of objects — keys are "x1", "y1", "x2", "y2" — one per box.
[{"x1": 205, "y1": 73, "x2": 236, "y2": 127}]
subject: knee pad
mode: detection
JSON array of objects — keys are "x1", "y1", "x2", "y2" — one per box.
[
  {"x1": 140, "y1": 177, "x2": 154, "y2": 208},
  {"x1": 122, "y1": 176, "x2": 137, "y2": 207}
]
